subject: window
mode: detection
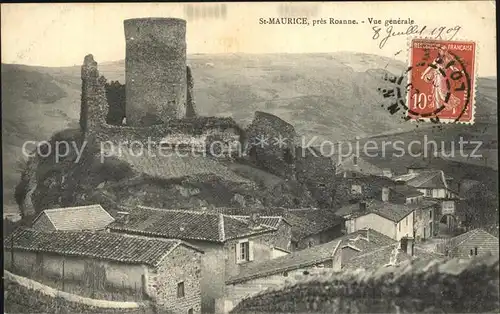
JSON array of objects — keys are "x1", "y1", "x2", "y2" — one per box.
[
  {"x1": 474, "y1": 247, "x2": 478, "y2": 255},
  {"x1": 283, "y1": 272, "x2": 288, "y2": 277},
  {"x1": 425, "y1": 189, "x2": 432, "y2": 197},
  {"x1": 303, "y1": 271, "x2": 310, "y2": 275},
  {"x1": 429, "y1": 222, "x2": 433, "y2": 237},
  {"x1": 177, "y1": 282, "x2": 185, "y2": 298},
  {"x1": 429, "y1": 209, "x2": 433, "y2": 219},
  {"x1": 240, "y1": 241, "x2": 249, "y2": 261},
  {"x1": 353, "y1": 155, "x2": 358, "y2": 166},
  {"x1": 236, "y1": 240, "x2": 253, "y2": 263}
]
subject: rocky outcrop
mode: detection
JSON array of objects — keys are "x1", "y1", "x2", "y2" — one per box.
[
  {"x1": 231, "y1": 254, "x2": 500, "y2": 313},
  {"x1": 245, "y1": 111, "x2": 296, "y2": 180}
]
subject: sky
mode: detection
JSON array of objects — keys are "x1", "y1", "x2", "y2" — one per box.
[{"x1": 1, "y1": 1, "x2": 496, "y2": 76}]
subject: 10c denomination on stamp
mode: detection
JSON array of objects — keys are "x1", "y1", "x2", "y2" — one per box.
[{"x1": 407, "y1": 38, "x2": 476, "y2": 124}]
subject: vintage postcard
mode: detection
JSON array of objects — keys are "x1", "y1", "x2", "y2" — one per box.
[{"x1": 2, "y1": 2, "x2": 498, "y2": 314}]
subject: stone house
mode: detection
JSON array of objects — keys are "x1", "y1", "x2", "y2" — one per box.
[
  {"x1": 437, "y1": 228, "x2": 499, "y2": 258},
  {"x1": 394, "y1": 169, "x2": 461, "y2": 231},
  {"x1": 31, "y1": 204, "x2": 115, "y2": 231},
  {"x1": 4, "y1": 228, "x2": 203, "y2": 314},
  {"x1": 107, "y1": 206, "x2": 292, "y2": 313},
  {"x1": 336, "y1": 199, "x2": 417, "y2": 241},
  {"x1": 222, "y1": 229, "x2": 396, "y2": 313}
]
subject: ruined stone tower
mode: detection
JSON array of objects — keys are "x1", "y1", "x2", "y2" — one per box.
[{"x1": 124, "y1": 18, "x2": 187, "y2": 126}]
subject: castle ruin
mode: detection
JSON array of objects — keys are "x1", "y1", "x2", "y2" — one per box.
[
  {"x1": 124, "y1": 18, "x2": 188, "y2": 125},
  {"x1": 79, "y1": 17, "x2": 240, "y2": 154}
]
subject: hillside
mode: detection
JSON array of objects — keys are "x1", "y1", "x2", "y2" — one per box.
[
  {"x1": 2, "y1": 53, "x2": 497, "y2": 212},
  {"x1": 13, "y1": 128, "x2": 317, "y2": 218}
]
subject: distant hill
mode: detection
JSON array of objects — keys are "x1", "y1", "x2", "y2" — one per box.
[{"x1": 1, "y1": 53, "x2": 497, "y2": 211}]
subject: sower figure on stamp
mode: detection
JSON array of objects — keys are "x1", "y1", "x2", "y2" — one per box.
[{"x1": 420, "y1": 45, "x2": 467, "y2": 114}]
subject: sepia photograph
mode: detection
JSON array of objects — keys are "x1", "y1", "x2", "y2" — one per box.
[{"x1": 1, "y1": 2, "x2": 498, "y2": 313}]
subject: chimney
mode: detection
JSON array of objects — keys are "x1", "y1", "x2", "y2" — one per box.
[
  {"x1": 358, "y1": 228, "x2": 370, "y2": 241},
  {"x1": 382, "y1": 187, "x2": 390, "y2": 202},
  {"x1": 358, "y1": 201, "x2": 367, "y2": 212},
  {"x1": 248, "y1": 212, "x2": 261, "y2": 230},
  {"x1": 400, "y1": 236, "x2": 414, "y2": 256},
  {"x1": 116, "y1": 211, "x2": 130, "y2": 225}
]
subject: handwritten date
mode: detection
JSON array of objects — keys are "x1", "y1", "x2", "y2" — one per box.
[{"x1": 372, "y1": 25, "x2": 462, "y2": 49}]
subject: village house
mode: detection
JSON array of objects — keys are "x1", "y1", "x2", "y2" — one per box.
[
  {"x1": 207, "y1": 207, "x2": 344, "y2": 252},
  {"x1": 336, "y1": 199, "x2": 417, "y2": 241},
  {"x1": 437, "y1": 228, "x2": 499, "y2": 259},
  {"x1": 106, "y1": 206, "x2": 292, "y2": 313},
  {"x1": 394, "y1": 167, "x2": 460, "y2": 232},
  {"x1": 4, "y1": 228, "x2": 203, "y2": 314},
  {"x1": 31, "y1": 204, "x2": 115, "y2": 231},
  {"x1": 343, "y1": 238, "x2": 445, "y2": 271},
  {"x1": 222, "y1": 229, "x2": 395, "y2": 313},
  {"x1": 335, "y1": 173, "x2": 425, "y2": 205}
]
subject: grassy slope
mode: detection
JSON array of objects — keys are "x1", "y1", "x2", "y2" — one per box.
[{"x1": 1, "y1": 53, "x2": 497, "y2": 212}]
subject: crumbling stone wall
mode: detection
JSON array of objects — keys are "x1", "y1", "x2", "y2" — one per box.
[
  {"x1": 245, "y1": 111, "x2": 296, "y2": 180},
  {"x1": 80, "y1": 54, "x2": 109, "y2": 136},
  {"x1": 186, "y1": 65, "x2": 197, "y2": 118},
  {"x1": 295, "y1": 147, "x2": 336, "y2": 208},
  {"x1": 230, "y1": 254, "x2": 500, "y2": 313}
]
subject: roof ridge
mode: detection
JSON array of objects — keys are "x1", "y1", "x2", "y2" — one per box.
[
  {"x1": 138, "y1": 205, "x2": 218, "y2": 216},
  {"x1": 453, "y1": 229, "x2": 480, "y2": 247},
  {"x1": 43, "y1": 204, "x2": 103, "y2": 213}
]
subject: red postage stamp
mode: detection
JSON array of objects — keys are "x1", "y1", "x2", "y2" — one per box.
[{"x1": 407, "y1": 38, "x2": 476, "y2": 123}]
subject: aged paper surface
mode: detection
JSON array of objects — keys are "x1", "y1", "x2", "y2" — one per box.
[{"x1": 2, "y1": 2, "x2": 498, "y2": 314}]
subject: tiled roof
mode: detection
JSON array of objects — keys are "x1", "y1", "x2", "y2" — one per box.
[
  {"x1": 389, "y1": 185, "x2": 424, "y2": 198},
  {"x1": 4, "y1": 228, "x2": 201, "y2": 267},
  {"x1": 336, "y1": 199, "x2": 436, "y2": 223},
  {"x1": 108, "y1": 206, "x2": 280, "y2": 243},
  {"x1": 114, "y1": 149, "x2": 250, "y2": 183},
  {"x1": 282, "y1": 209, "x2": 343, "y2": 242},
  {"x1": 347, "y1": 174, "x2": 424, "y2": 197},
  {"x1": 448, "y1": 228, "x2": 499, "y2": 258},
  {"x1": 204, "y1": 207, "x2": 342, "y2": 242},
  {"x1": 343, "y1": 244, "x2": 411, "y2": 270},
  {"x1": 394, "y1": 170, "x2": 448, "y2": 189},
  {"x1": 32, "y1": 205, "x2": 115, "y2": 231},
  {"x1": 226, "y1": 229, "x2": 395, "y2": 284}
]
